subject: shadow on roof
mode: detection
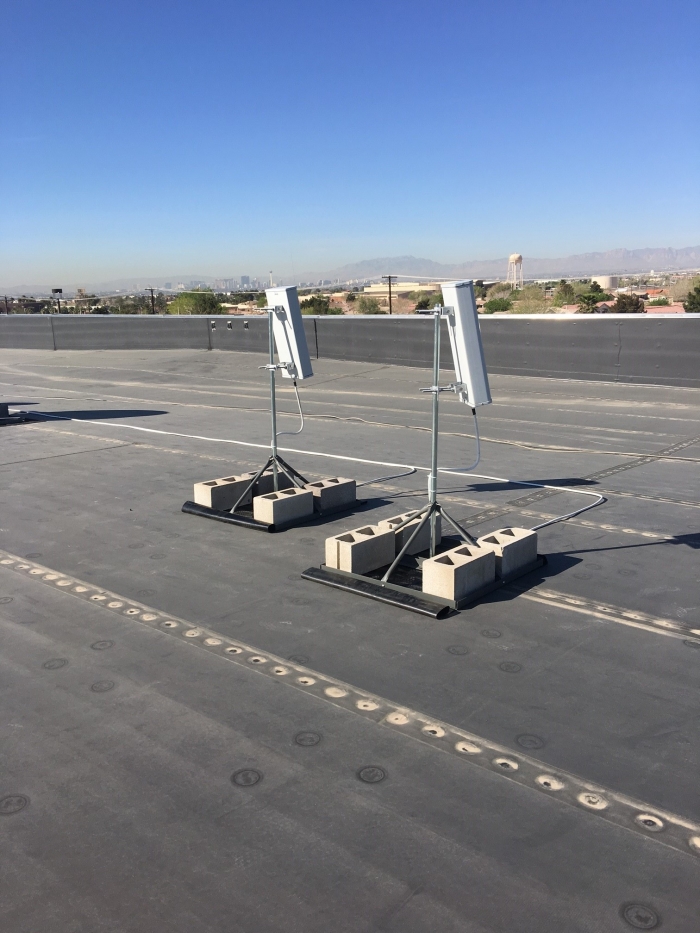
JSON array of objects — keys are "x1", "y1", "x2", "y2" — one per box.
[{"x1": 30, "y1": 408, "x2": 168, "y2": 420}]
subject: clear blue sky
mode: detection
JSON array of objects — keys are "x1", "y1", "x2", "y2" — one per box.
[{"x1": 2, "y1": 0, "x2": 698, "y2": 285}]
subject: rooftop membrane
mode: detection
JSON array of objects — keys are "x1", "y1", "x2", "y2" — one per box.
[{"x1": 1, "y1": 348, "x2": 699, "y2": 932}]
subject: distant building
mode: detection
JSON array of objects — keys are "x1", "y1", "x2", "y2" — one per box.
[
  {"x1": 506, "y1": 253, "x2": 524, "y2": 289},
  {"x1": 363, "y1": 281, "x2": 441, "y2": 298},
  {"x1": 592, "y1": 275, "x2": 619, "y2": 290},
  {"x1": 240, "y1": 276, "x2": 250, "y2": 288},
  {"x1": 164, "y1": 282, "x2": 172, "y2": 289},
  {"x1": 645, "y1": 303, "x2": 686, "y2": 314}
]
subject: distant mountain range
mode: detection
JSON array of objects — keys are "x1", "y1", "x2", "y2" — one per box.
[
  {"x1": 3, "y1": 246, "x2": 699, "y2": 296},
  {"x1": 327, "y1": 246, "x2": 700, "y2": 281}
]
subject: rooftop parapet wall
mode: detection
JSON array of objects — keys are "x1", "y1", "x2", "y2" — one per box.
[{"x1": 1, "y1": 313, "x2": 699, "y2": 388}]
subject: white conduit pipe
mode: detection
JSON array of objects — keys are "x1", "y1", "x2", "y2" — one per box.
[{"x1": 17, "y1": 409, "x2": 605, "y2": 530}]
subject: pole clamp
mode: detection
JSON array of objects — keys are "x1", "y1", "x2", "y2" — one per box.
[{"x1": 259, "y1": 362, "x2": 291, "y2": 372}]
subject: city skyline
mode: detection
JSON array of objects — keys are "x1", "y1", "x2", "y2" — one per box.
[{"x1": 4, "y1": 242, "x2": 700, "y2": 297}]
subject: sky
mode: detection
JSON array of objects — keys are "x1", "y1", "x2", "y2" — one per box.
[{"x1": 2, "y1": 0, "x2": 699, "y2": 286}]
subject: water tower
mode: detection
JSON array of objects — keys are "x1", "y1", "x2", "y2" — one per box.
[{"x1": 506, "y1": 253, "x2": 523, "y2": 289}]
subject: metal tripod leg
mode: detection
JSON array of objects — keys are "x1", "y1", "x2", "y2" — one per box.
[
  {"x1": 269, "y1": 457, "x2": 302, "y2": 490},
  {"x1": 439, "y1": 506, "x2": 478, "y2": 546},
  {"x1": 275, "y1": 454, "x2": 309, "y2": 487},
  {"x1": 229, "y1": 457, "x2": 273, "y2": 514},
  {"x1": 381, "y1": 504, "x2": 433, "y2": 583},
  {"x1": 386, "y1": 508, "x2": 424, "y2": 534}
]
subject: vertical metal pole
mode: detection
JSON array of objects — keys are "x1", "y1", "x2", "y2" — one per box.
[
  {"x1": 268, "y1": 309, "x2": 279, "y2": 491},
  {"x1": 429, "y1": 308, "x2": 440, "y2": 556}
]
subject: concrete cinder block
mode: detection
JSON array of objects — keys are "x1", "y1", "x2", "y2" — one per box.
[
  {"x1": 305, "y1": 477, "x2": 356, "y2": 512},
  {"x1": 422, "y1": 543, "x2": 496, "y2": 601},
  {"x1": 255, "y1": 470, "x2": 293, "y2": 496},
  {"x1": 325, "y1": 524, "x2": 396, "y2": 575},
  {"x1": 193, "y1": 470, "x2": 293, "y2": 511},
  {"x1": 378, "y1": 512, "x2": 441, "y2": 555},
  {"x1": 193, "y1": 472, "x2": 258, "y2": 510},
  {"x1": 252, "y1": 486, "x2": 314, "y2": 525},
  {"x1": 476, "y1": 527, "x2": 538, "y2": 578}
]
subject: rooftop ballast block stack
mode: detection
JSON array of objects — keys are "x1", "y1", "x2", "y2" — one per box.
[
  {"x1": 305, "y1": 478, "x2": 356, "y2": 513},
  {"x1": 193, "y1": 471, "x2": 292, "y2": 511},
  {"x1": 253, "y1": 487, "x2": 314, "y2": 526},
  {"x1": 325, "y1": 524, "x2": 396, "y2": 575},
  {"x1": 378, "y1": 512, "x2": 441, "y2": 556},
  {"x1": 422, "y1": 543, "x2": 496, "y2": 601},
  {"x1": 476, "y1": 528, "x2": 538, "y2": 578}
]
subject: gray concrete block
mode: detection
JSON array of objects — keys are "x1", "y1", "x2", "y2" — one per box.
[
  {"x1": 253, "y1": 486, "x2": 314, "y2": 525},
  {"x1": 193, "y1": 473, "x2": 258, "y2": 510},
  {"x1": 477, "y1": 527, "x2": 538, "y2": 578},
  {"x1": 378, "y1": 511, "x2": 441, "y2": 555},
  {"x1": 305, "y1": 477, "x2": 356, "y2": 512},
  {"x1": 255, "y1": 470, "x2": 293, "y2": 495},
  {"x1": 422, "y1": 543, "x2": 495, "y2": 601},
  {"x1": 325, "y1": 524, "x2": 396, "y2": 575},
  {"x1": 193, "y1": 470, "x2": 293, "y2": 511}
]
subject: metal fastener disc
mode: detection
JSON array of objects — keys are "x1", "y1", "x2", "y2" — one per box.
[
  {"x1": 517, "y1": 734, "x2": 545, "y2": 749},
  {"x1": 91, "y1": 680, "x2": 115, "y2": 693},
  {"x1": 619, "y1": 903, "x2": 659, "y2": 929},
  {"x1": 231, "y1": 769, "x2": 262, "y2": 787},
  {"x1": 357, "y1": 766, "x2": 386, "y2": 784},
  {"x1": 295, "y1": 732, "x2": 321, "y2": 747},
  {"x1": 91, "y1": 640, "x2": 114, "y2": 651},
  {"x1": 0, "y1": 795, "x2": 29, "y2": 815}
]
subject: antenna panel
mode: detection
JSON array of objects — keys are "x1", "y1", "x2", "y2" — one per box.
[
  {"x1": 265, "y1": 286, "x2": 314, "y2": 380},
  {"x1": 441, "y1": 280, "x2": 491, "y2": 407}
]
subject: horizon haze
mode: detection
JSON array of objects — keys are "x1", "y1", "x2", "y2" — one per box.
[{"x1": 3, "y1": 245, "x2": 700, "y2": 297}]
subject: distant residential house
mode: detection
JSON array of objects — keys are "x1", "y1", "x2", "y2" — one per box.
[
  {"x1": 645, "y1": 303, "x2": 686, "y2": 314},
  {"x1": 556, "y1": 302, "x2": 615, "y2": 313}
]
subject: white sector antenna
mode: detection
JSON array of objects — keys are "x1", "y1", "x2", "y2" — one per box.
[
  {"x1": 265, "y1": 286, "x2": 314, "y2": 380},
  {"x1": 441, "y1": 280, "x2": 492, "y2": 407}
]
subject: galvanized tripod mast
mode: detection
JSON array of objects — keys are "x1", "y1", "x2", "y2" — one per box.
[
  {"x1": 228, "y1": 307, "x2": 308, "y2": 513},
  {"x1": 380, "y1": 306, "x2": 477, "y2": 583}
]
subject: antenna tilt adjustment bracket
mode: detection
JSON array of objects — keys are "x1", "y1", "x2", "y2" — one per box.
[
  {"x1": 259, "y1": 361, "x2": 298, "y2": 377},
  {"x1": 419, "y1": 384, "x2": 453, "y2": 394}
]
